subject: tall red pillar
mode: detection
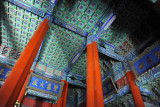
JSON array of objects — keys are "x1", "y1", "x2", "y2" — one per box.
[
  {"x1": 87, "y1": 41, "x2": 104, "y2": 107},
  {"x1": 0, "y1": 19, "x2": 49, "y2": 107},
  {"x1": 87, "y1": 42, "x2": 95, "y2": 107},
  {"x1": 126, "y1": 71, "x2": 145, "y2": 107},
  {"x1": 16, "y1": 70, "x2": 34, "y2": 106},
  {"x1": 56, "y1": 80, "x2": 68, "y2": 107}
]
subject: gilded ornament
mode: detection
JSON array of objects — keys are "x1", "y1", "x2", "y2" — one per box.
[
  {"x1": 47, "y1": 83, "x2": 51, "y2": 90},
  {"x1": 53, "y1": 85, "x2": 58, "y2": 91},
  {"x1": 0, "y1": 69, "x2": 4, "y2": 75},
  {"x1": 32, "y1": 79, "x2": 38, "y2": 86},
  {"x1": 147, "y1": 57, "x2": 152, "y2": 65},
  {"x1": 40, "y1": 82, "x2": 44, "y2": 88},
  {"x1": 155, "y1": 51, "x2": 160, "y2": 59},
  {"x1": 5, "y1": 71, "x2": 11, "y2": 78},
  {"x1": 139, "y1": 62, "x2": 144, "y2": 69}
]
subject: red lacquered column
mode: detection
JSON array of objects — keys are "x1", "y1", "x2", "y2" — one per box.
[
  {"x1": 0, "y1": 19, "x2": 49, "y2": 107},
  {"x1": 126, "y1": 71, "x2": 145, "y2": 107}
]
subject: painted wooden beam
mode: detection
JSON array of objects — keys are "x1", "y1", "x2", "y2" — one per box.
[
  {"x1": 63, "y1": 39, "x2": 87, "y2": 72},
  {"x1": 97, "y1": 44, "x2": 124, "y2": 61},
  {"x1": 99, "y1": 38, "x2": 115, "y2": 51},
  {"x1": 87, "y1": 13, "x2": 116, "y2": 44},
  {"x1": 54, "y1": 17, "x2": 88, "y2": 37}
]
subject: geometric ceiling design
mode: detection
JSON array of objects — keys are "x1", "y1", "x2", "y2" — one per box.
[
  {"x1": 1, "y1": 0, "x2": 160, "y2": 106},
  {"x1": 38, "y1": 24, "x2": 85, "y2": 71},
  {"x1": 55, "y1": 0, "x2": 107, "y2": 33},
  {"x1": 0, "y1": 0, "x2": 159, "y2": 78}
]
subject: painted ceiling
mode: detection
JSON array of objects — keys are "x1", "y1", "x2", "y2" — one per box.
[{"x1": 0, "y1": 0, "x2": 160, "y2": 79}]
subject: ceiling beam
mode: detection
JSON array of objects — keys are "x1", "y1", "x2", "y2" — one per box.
[
  {"x1": 87, "y1": 12, "x2": 116, "y2": 44},
  {"x1": 97, "y1": 44, "x2": 124, "y2": 61},
  {"x1": 53, "y1": 17, "x2": 88, "y2": 37}
]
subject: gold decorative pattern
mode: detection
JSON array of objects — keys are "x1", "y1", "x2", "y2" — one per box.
[
  {"x1": 139, "y1": 62, "x2": 144, "y2": 69},
  {"x1": 0, "y1": 63, "x2": 13, "y2": 69},
  {"x1": 155, "y1": 51, "x2": 160, "y2": 59},
  {"x1": 0, "y1": 69, "x2": 4, "y2": 75},
  {"x1": 32, "y1": 79, "x2": 38, "y2": 86},
  {"x1": 147, "y1": 57, "x2": 152, "y2": 65},
  {"x1": 5, "y1": 71, "x2": 11, "y2": 78},
  {"x1": 53, "y1": 85, "x2": 58, "y2": 92},
  {"x1": 15, "y1": 100, "x2": 20, "y2": 107},
  {"x1": 47, "y1": 83, "x2": 52, "y2": 90},
  {"x1": 40, "y1": 82, "x2": 44, "y2": 88}
]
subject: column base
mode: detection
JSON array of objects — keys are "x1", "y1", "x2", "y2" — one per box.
[{"x1": 15, "y1": 100, "x2": 20, "y2": 107}]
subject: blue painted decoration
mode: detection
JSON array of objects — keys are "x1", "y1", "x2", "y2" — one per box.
[
  {"x1": 6, "y1": 58, "x2": 17, "y2": 65},
  {"x1": 29, "y1": 76, "x2": 61, "y2": 94},
  {"x1": 104, "y1": 85, "x2": 130, "y2": 104},
  {"x1": 64, "y1": 39, "x2": 87, "y2": 72},
  {"x1": 87, "y1": 13, "x2": 116, "y2": 44},
  {"x1": 133, "y1": 45, "x2": 160, "y2": 75},
  {"x1": 70, "y1": 53, "x2": 81, "y2": 64},
  {"x1": 43, "y1": 0, "x2": 57, "y2": 25},
  {"x1": 122, "y1": 59, "x2": 131, "y2": 72},
  {"x1": 69, "y1": 40, "x2": 87, "y2": 64},
  {"x1": 26, "y1": 73, "x2": 64, "y2": 98},
  {"x1": 99, "y1": 38, "x2": 115, "y2": 51},
  {"x1": 34, "y1": 39, "x2": 45, "y2": 62},
  {"x1": 139, "y1": 86, "x2": 155, "y2": 96},
  {"x1": 27, "y1": 89, "x2": 58, "y2": 102},
  {"x1": 0, "y1": 55, "x2": 16, "y2": 66},
  {"x1": 54, "y1": 17, "x2": 88, "y2": 37},
  {"x1": 0, "y1": 65, "x2": 12, "y2": 81},
  {"x1": 67, "y1": 77, "x2": 86, "y2": 88},
  {"x1": 135, "y1": 64, "x2": 160, "y2": 86},
  {"x1": 61, "y1": 71, "x2": 67, "y2": 80},
  {"x1": 103, "y1": 77, "x2": 117, "y2": 99},
  {"x1": 97, "y1": 45, "x2": 124, "y2": 61},
  {"x1": 66, "y1": 72, "x2": 86, "y2": 88},
  {"x1": 31, "y1": 61, "x2": 37, "y2": 71}
]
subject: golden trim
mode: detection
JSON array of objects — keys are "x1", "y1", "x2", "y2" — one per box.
[
  {"x1": 25, "y1": 91, "x2": 27, "y2": 96},
  {"x1": 15, "y1": 100, "x2": 20, "y2": 107},
  {"x1": 0, "y1": 63, "x2": 13, "y2": 69}
]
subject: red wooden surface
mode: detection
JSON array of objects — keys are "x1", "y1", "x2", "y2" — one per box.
[
  {"x1": 17, "y1": 70, "x2": 34, "y2": 104},
  {"x1": 87, "y1": 42, "x2": 104, "y2": 107},
  {"x1": 0, "y1": 19, "x2": 49, "y2": 107},
  {"x1": 22, "y1": 97, "x2": 54, "y2": 107},
  {"x1": 126, "y1": 71, "x2": 145, "y2": 107},
  {"x1": 56, "y1": 80, "x2": 68, "y2": 107}
]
